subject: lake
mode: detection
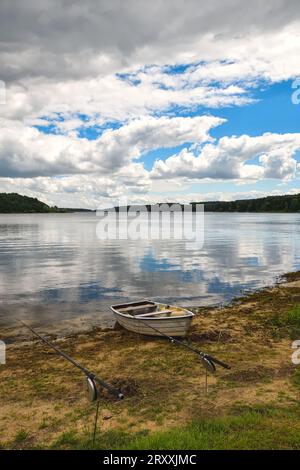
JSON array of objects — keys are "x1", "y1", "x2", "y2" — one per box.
[{"x1": 0, "y1": 212, "x2": 300, "y2": 334}]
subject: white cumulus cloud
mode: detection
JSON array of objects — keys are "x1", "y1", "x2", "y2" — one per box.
[
  {"x1": 0, "y1": 115, "x2": 223, "y2": 177},
  {"x1": 151, "y1": 133, "x2": 300, "y2": 181}
]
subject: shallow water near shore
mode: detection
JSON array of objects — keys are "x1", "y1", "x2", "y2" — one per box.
[
  {"x1": 2, "y1": 273, "x2": 300, "y2": 449},
  {"x1": 1, "y1": 211, "x2": 300, "y2": 334}
]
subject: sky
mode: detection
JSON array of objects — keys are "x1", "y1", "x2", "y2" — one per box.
[{"x1": 0, "y1": 0, "x2": 300, "y2": 209}]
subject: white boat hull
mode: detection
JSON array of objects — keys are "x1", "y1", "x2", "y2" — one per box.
[{"x1": 110, "y1": 300, "x2": 194, "y2": 337}]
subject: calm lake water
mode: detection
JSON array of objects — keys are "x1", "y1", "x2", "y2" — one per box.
[{"x1": 1, "y1": 212, "x2": 300, "y2": 333}]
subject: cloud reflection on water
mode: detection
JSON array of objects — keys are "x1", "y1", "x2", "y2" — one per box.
[{"x1": 0, "y1": 212, "x2": 299, "y2": 332}]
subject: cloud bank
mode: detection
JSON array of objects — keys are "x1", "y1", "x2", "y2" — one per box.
[{"x1": 0, "y1": 0, "x2": 300, "y2": 207}]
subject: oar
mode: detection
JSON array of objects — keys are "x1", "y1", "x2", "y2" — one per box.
[
  {"x1": 21, "y1": 321, "x2": 124, "y2": 399},
  {"x1": 130, "y1": 315, "x2": 231, "y2": 370}
]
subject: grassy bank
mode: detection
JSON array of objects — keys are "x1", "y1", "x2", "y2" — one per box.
[
  {"x1": 1, "y1": 272, "x2": 300, "y2": 450},
  {"x1": 48, "y1": 404, "x2": 300, "y2": 450}
]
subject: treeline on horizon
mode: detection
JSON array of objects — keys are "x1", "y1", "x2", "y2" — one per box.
[
  {"x1": 0, "y1": 193, "x2": 57, "y2": 213},
  {"x1": 196, "y1": 193, "x2": 300, "y2": 213},
  {"x1": 120, "y1": 193, "x2": 300, "y2": 213},
  {"x1": 0, "y1": 193, "x2": 91, "y2": 213},
  {"x1": 1, "y1": 192, "x2": 300, "y2": 213}
]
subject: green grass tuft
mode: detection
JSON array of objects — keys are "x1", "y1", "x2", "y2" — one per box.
[
  {"x1": 49, "y1": 405, "x2": 300, "y2": 450},
  {"x1": 124, "y1": 408, "x2": 300, "y2": 450},
  {"x1": 267, "y1": 305, "x2": 300, "y2": 338},
  {"x1": 14, "y1": 430, "x2": 29, "y2": 443},
  {"x1": 292, "y1": 368, "x2": 300, "y2": 388},
  {"x1": 51, "y1": 430, "x2": 79, "y2": 448}
]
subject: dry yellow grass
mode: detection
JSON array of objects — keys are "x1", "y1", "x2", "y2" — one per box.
[{"x1": 1, "y1": 272, "x2": 300, "y2": 449}]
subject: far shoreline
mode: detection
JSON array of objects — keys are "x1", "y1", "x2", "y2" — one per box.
[
  {"x1": 1, "y1": 191, "x2": 300, "y2": 214},
  {"x1": 1, "y1": 210, "x2": 300, "y2": 214}
]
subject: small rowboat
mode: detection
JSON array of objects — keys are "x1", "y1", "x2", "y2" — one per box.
[{"x1": 110, "y1": 300, "x2": 194, "y2": 337}]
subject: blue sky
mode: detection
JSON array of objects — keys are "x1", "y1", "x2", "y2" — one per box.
[
  {"x1": 142, "y1": 80, "x2": 300, "y2": 164},
  {"x1": 35, "y1": 80, "x2": 300, "y2": 148},
  {"x1": 139, "y1": 79, "x2": 300, "y2": 200},
  {"x1": 210, "y1": 81, "x2": 300, "y2": 137}
]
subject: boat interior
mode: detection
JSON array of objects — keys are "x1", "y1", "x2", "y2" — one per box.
[{"x1": 113, "y1": 301, "x2": 191, "y2": 318}]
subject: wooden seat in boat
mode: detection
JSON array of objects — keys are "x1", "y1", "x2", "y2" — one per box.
[
  {"x1": 135, "y1": 310, "x2": 173, "y2": 318},
  {"x1": 118, "y1": 304, "x2": 156, "y2": 314}
]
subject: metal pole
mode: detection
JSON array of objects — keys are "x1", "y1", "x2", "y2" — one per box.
[
  {"x1": 21, "y1": 321, "x2": 124, "y2": 399},
  {"x1": 130, "y1": 316, "x2": 231, "y2": 370},
  {"x1": 93, "y1": 401, "x2": 100, "y2": 446}
]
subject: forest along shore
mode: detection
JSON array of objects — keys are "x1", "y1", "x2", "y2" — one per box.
[{"x1": 1, "y1": 271, "x2": 300, "y2": 450}]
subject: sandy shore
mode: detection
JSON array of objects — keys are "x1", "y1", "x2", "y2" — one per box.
[{"x1": 1, "y1": 271, "x2": 300, "y2": 449}]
